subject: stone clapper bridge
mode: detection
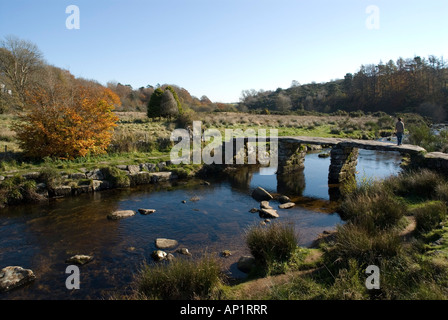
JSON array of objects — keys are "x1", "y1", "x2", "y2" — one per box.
[{"x1": 221, "y1": 135, "x2": 448, "y2": 186}]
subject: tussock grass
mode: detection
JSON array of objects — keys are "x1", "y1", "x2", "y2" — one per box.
[
  {"x1": 384, "y1": 169, "x2": 443, "y2": 199},
  {"x1": 245, "y1": 221, "x2": 299, "y2": 271},
  {"x1": 413, "y1": 201, "x2": 447, "y2": 233},
  {"x1": 135, "y1": 255, "x2": 224, "y2": 300}
]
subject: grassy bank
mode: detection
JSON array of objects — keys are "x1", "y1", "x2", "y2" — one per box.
[
  {"x1": 125, "y1": 168, "x2": 448, "y2": 300},
  {"x1": 1, "y1": 111, "x2": 423, "y2": 175}
]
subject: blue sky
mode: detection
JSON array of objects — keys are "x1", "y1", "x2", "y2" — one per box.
[{"x1": 1, "y1": 0, "x2": 447, "y2": 103}]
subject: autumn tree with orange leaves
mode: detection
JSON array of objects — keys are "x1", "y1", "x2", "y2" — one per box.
[{"x1": 14, "y1": 69, "x2": 120, "y2": 159}]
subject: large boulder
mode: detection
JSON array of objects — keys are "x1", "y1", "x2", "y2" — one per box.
[
  {"x1": 155, "y1": 238, "x2": 178, "y2": 249},
  {"x1": 251, "y1": 187, "x2": 273, "y2": 202},
  {"x1": 129, "y1": 172, "x2": 152, "y2": 186},
  {"x1": 69, "y1": 172, "x2": 87, "y2": 180},
  {"x1": 87, "y1": 169, "x2": 104, "y2": 180},
  {"x1": 237, "y1": 256, "x2": 256, "y2": 273},
  {"x1": 0, "y1": 266, "x2": 36, "y2": 292},
  {"x1": 127, "y1": 165, "x2": 141, "y2": 174},
  {"x1": 53, "y1": 185, "x2": 72, "y2": 197},
  {"x1": 107, "y1": 210, "x2": 136, "y2": 220}
]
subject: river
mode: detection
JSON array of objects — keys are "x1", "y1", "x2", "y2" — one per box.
[{"x1": 0, "y1": 148, "x2": 403, "y2": 300}]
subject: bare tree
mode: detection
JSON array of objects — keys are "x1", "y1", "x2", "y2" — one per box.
[
  {"x1": 276, "y1": 93, "x2": 292, "y2": 112},
  {"x1": 0, "y1": 35, "x2": 44, "y2": 108}
]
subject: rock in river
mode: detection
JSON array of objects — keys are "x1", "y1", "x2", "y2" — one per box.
[
  {"x1": 251, "y1": 187, "x2": 273, "y2": 202},
  {"x1": 155, "y1": 238, "x2": 178, "y2": 249},
  {"x1": 138, "y1": 208, "x2": 156, "y2": 215},
  {"x1": 151, "y1": 250, "x2": 167, "y2": 261},
  {"x1": 177, "y1": 248, "x2": 192, "y2": 256},
  {"x1": 237, "y1": 256, "x2": 256, "y2": 273},
  {"x1": 279, "y1": 202, "x2": 295, "y2": 209},
  {"x1": 278, "y1": 195, "x2": 291, "y2": 204},
  {"x1": 0, "y1": 266, "x2": 36, "y2": 292},
  {"x1": 65, "y1": 255, "x2": 93, "y2": 265},
  {"x1": 107, "y1": 210, "x2": 136, "y2": 220},
  {"x1": 259, "y1": 208, "x2": 279, "y2": 219},
  {"x1": 260, "y1": 201, "x2": 273, "y2": 209}
]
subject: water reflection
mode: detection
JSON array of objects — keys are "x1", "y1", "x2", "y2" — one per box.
[{"x1": 0, "y1": 149, "x2": 402, "y2": 300}]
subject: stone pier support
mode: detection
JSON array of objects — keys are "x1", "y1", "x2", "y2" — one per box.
[
  {"x1": 277, "y1": 141, "x2": 306, "y2": 175},
  {"x1": 328, "y1": 145, "x2": 359, "y2": 184}
]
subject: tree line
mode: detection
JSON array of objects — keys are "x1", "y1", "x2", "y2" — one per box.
[{"x1": 239, "y1": 56, "x2": 448, "y2": 121}]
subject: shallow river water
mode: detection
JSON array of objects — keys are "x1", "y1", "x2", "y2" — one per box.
[{"x1": 0, "y1": 148, "x2": 402, "y2": 299}]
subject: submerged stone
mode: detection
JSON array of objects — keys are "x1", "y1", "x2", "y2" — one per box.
[
  {"x1": 155, "y1": 238, "x2": 178, "y2": 249},
  {"x1": 279, "y1": 202, "x2": 295, "y2": 209},
  {"x1": 0, "y1": 266, "x2": 36, "y2": 292},
  {"x1": 107, "y1": 210, "x2": 136, "y2": 220},
  {"x1": 65, "y1": 255, "x2": 93, "y2": 265}
]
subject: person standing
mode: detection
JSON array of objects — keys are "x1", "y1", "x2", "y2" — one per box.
[{"x1": 395, "y1": 117, "x2": 405, "y2": 146}]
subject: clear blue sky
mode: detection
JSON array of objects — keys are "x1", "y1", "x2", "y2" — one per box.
[{"x1": 1, "y1": 0, "x2": 447, "y2": 103}]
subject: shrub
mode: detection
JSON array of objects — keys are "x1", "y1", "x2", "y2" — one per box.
[
  {"x1": 0, "y1": 175, "x2": 42, "y2": 206},
  {"x1": 100, "y1": 166, "x2": 130, "y2": 188},
  {"x1": 326, "y1": 259, "x2": 369, "y2": 300},
  {"x1": 435, "y1": 182, "x2": 448, "y2": 203},
  {"x1": 14, "y1": 83, "x2": 120, "y2": 159},
  {"x1": 38, "y1": 166, "x2": 62, "y2": 191},
  {"x1": 340, "y1": 184, "x2": 405, "y2": 231},
  {"x1": 414, "y1": 201, "x2": 447, "y2": 233},
  {"x1": 245, "y1": 222, "x2": 299, "y2": 268},
  {"x1": 339, "y1": 177, "x2": 405, "y2": 231},
  {"x1": 326, "y1": 223, "x2": 402, "y2": 267},
  {"x1": 136, "y1": 255, "x2": 223, "y2": 300},
  {"x1": 384, "y1": 169, "x2": 442, "y2": 199}
]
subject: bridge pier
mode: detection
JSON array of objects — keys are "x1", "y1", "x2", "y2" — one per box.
[
  {"x1": 277, "y1": 141, "x2": 306, "y2": 175},
  {"x1": 328, "y1": 145, "x2": 359, "y2": 184}
]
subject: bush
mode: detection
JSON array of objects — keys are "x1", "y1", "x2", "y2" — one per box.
[
  {"x1": 136, "y1": 255, "x2": 223, "y2": 300},
  {"x1": 100, "y1": 166, "x2": 130, "y2": 188},
  {"x1": 414, "y1": 201, "x2": 447, "y2": 233},
  {"x1": 435, "y1": 182, "x2": 448, "y2": 203},
  {"x1": 0, "y1": 175, "x2": 42, "y2": 206},
  {"x1": 384, "y1": 169, "x2": 442, "y2": 199},
  {"x1": 340, "y1": 183, "x2": 405, "y2": 231},
  {"x1": 326, "y1": 259, "x2": 369, "y2": 300},
  {"x1": 14, "y1": 83, "x2": 120, "y2": 159},
  {"x1": 326, "y1": 223, "x2": 402, "y2": 267},
  {"x1": 38, "y1": 166, "x2": 62, "y2": 191},
  {"x1": 339, "y1": 177, "x2": 405, "y2": 231},
  {"x1": 245, "y1": 222, "x2": 299, "y2": 268}
]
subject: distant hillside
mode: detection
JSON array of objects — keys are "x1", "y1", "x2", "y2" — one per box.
[{"x1": 239, "y1": 56, "x2": 448, "y2": 121}]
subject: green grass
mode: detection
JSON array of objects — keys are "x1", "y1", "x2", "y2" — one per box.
[
  {"x1": 231, "y1": 168, "x2": 448, "y2": 300},
  {"x1": 245, "y1": 221, "x2": 299, "y2": 275},
  {"x1": 134, "y1": 254, "x2": 224, "y2": 300}
]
